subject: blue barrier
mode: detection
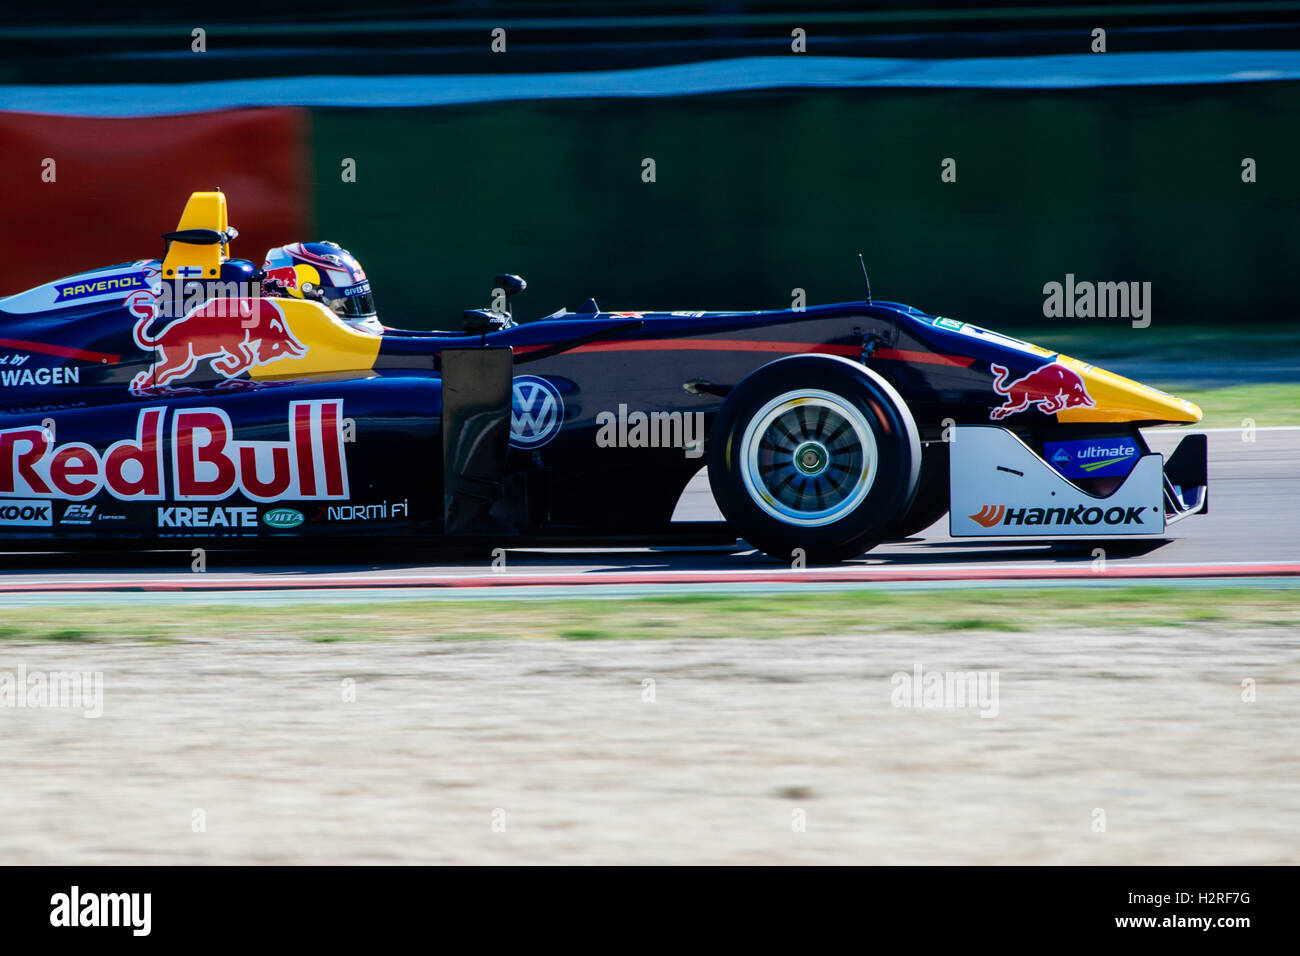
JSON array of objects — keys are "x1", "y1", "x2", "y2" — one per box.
[{"x1": 2, "y1": 51, "x2": 1298, "y2": 117}]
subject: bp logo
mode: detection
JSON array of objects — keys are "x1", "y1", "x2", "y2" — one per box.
[
  {"x1": 510, "y1": 375, "x2": 564, "y2": 448},
  {"x1": 262, "y1": 508, "x2": 304, "y2": 529}
]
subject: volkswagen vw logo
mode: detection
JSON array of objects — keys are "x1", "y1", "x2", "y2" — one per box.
[{"x1": 510, "y1": 375, "x2": 564, "y2": 448}]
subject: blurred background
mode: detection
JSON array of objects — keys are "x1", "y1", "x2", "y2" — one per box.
[{"x1": 0, "y1": 0, "x2": 1297, "y2": 331}]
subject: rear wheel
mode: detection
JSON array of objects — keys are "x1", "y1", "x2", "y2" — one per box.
[{"x1": 708, "y1": 355, "x2": 921, "y2": 563}]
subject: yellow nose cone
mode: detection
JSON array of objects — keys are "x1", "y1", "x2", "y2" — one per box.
[{"x1": 1054, "y1": 355, "x2": 1202, "y2": 424}]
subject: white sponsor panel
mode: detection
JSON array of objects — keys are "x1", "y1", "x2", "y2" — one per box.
[
  {"x1": 0, "y1": 498, "x2": 53, "y2": 526},
  {"x1": 0, "y1": 261, "x2": 158, "y2": 314},
  {"x1": 948, "y1": 425, "x2": 1164, "y2": 537}
]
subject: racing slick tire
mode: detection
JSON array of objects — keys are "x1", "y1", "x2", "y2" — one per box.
[
  {"x1": 708, "y1": 354, "x2": 921, "y2": 563},
  {"x1": 882, "y1": 440, "x2": 950, "y2": 539}
]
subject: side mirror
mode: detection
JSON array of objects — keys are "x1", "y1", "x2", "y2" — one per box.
[
  {"x1": 494, "y1": 274, "x2": 526, "y2": 298},
  {"x1": 463, "y1": 309, "x2": 509, "y2": 335}
]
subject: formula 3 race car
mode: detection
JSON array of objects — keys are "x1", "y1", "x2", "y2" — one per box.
[{"x1": 0, "y1": 191, "x2": 1207, "y2": 562}]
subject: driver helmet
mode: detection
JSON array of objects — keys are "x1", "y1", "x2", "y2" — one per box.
[{"x1": 261, "y1": 241, "x2": 381, "y2": 333}]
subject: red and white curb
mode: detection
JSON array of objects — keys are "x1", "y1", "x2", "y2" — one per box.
[{"x1": 1, "y1": 562, "x2": 1297, "y2": 593}]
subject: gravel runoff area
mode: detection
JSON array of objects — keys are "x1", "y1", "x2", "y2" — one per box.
[{"x1": 2, "y1": 624, "x2": 1296, "y2": 865}]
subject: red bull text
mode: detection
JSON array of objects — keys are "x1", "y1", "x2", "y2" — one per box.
[{"x1": 0, "y1": 400, "x2": 348, "y2": 502}]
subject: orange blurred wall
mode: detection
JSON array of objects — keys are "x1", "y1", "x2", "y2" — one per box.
[{"x1": 0, "y1": 107, "x2": 309, "y2": 295}]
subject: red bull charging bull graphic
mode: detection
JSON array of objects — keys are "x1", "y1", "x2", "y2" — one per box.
[
  {"x1": 131, "y1": 298, "x2": 307, "y2": 393},
  {"x1": 263, "y1": 265, "x2": 299, "y2": 291},
  {"x1": 988, "y1": 360, "x2": 1095, "y2": 420}
]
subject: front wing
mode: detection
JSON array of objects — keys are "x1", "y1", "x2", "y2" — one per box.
[{"x1": 949, "y1": 425, "x2": 1207, "y2": 537}]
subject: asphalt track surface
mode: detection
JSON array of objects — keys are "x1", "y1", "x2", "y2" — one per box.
[{"x1": 0, "y1": 427, "x2": 1294, "y2": 600}]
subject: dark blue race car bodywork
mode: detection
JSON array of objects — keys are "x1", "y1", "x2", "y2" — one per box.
[{"x1": 0, "y1": 193, "x2": 1207, "y2": 560}]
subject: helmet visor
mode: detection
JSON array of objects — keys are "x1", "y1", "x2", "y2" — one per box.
[{"x1": 326, "y1": 290, "x2": 376, "y2": 319}]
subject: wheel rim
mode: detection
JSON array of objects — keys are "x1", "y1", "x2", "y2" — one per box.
[{"x1": 739, "y1": 389, "x2": 878, "y2": 527}]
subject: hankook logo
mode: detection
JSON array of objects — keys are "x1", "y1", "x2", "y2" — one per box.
[
  {"x1": 0, "y1": 499, "x2": 52, "y2": 526},
  {"x1": 968, "y1": 503, "x2": 1153, "y2": 528}
]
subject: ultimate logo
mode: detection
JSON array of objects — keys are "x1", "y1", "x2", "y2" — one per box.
[{"x1": 1044, "y1": 437, "x2": 1140, "y2": 479}]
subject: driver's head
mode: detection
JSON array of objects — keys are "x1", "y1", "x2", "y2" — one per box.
[{"x1": 261, "y1": 241, "x2": 381, "y2": 333}]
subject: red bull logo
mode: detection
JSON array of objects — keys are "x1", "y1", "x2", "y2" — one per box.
[
  {"x1": 989, "y1": 361, "x2": 1095, "y2": 420},
  {"x1": 131, "y1": 298, "x2": 307, "y2": 393},
  {"x1": 0, "y1": 400, "x2": 348, "y2": 502},
  {"x1": 265, "y1": 266, "x2": 299, "y2": 290}
]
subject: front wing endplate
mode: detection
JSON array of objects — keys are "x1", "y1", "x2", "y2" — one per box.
[{"x1": 948, "y1": 425, "x2": 1165, "y2": 537}]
